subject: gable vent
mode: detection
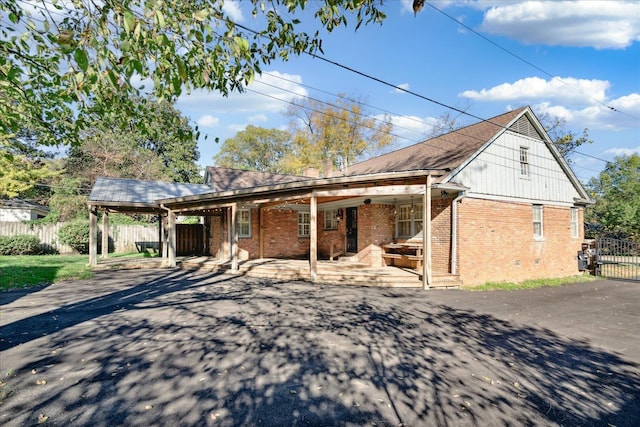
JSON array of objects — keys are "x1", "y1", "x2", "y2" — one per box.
[{"x1": 509, "y1": 116, "x2": 544, "y2": 140}]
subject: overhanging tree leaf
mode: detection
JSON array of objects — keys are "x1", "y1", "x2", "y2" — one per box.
[{"x1": 0, "y1": 0, "x2": 387, "y2": 146}]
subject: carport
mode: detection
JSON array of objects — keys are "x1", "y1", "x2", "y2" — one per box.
[{"x1": 87, "y1": 177, "x2": 213, "y2": 266}]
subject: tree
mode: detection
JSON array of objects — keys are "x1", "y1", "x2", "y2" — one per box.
[
  {"x1": 586, "y1": 154, "x2": 640, "y2": 241},
  {"x1": 66, "y1": 98, "x2": 200, "y2": 185},
  {"x1": 0, "y1": 132, "x2": 60, "y2": 198},
  {"x1": 1, "y1": 0, "x2": 387, "y2": 146},
  {"x1": 286, "y1": 94, "x2": 394, "y2": 174},
  {"x1": 214, "y1": 126, "x2": 293, "y2": 173},
  {"x1": 537, "y1": 113, "x2": 592, "y2": 161}
]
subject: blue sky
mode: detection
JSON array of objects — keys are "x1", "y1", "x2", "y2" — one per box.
[{"x1": 175, "y1": 0, "x2": 640, "y2": 183}]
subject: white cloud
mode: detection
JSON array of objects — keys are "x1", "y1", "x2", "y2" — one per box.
[
  {"x1": 177, "y1": 71, "x2": 308, "y2": 115},
  {"x1": 394, "y1": 83, "x2": 410, "y2": 93},
  {"x1": 605, "y1": 146, "x2": 640, "y2": 156},
  {"x1": 197, "y1": 115, "x2": 219, "y2": 127},
  {"x1": 460, "y1": 76, "x2": 610, "y2": 104},
  {"x1": 385, "y1": 114, "x2": 438, "y2": 143},
  {"x1": 478, "y1": 1, "x2": 640, "y2": 49},
  {"x1": 222, "y1": 1, "x2": 244, "y2": 22},
  {"x1": 247, "y1": 114, "x2": 268, "y2": 123},
  {"x1": 532, "y1": 92, "x2": 640, "y2": 131}
]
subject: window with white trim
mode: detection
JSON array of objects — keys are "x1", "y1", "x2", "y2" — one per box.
[
  {"x1": 397, "y1": 203, "x2": 423, "y2": 238},
  {"x1": 237, "y1": 208, "x2": 251, "y2": 238},
  {"x1": 533, "y1": 205, "x2": 543, "y2": 238},
  {"x1": 520, "y1": 146, "x2": 530, "y2": 177},
  {"x1": 298, "y1": 211, "x2": 310, "y2": 237},
  {"x1": 570, "y1": 207, "x2": 579, "y2": 238},
  {"x1": 324, "y1": 209, "x2": 338, "y2": 230}
]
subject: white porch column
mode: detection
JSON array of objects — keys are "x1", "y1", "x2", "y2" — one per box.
[
  {"x1": 230, "y1": 203, "x2": 238, "y2": 273},
  {"x1": 101, "y1": 211, "x2": 109, "y2": 259},
  {"x1": 89, "y1": 206, "x2": 98, "y2": 267},
  {"x1": 167, "y1": 210, "x2": 176, "y2": 267},
  {"x1": 423, "y1": 175, "x2": 433, "y2": 290},
  {"x1": 310, "y1": 192, "x2": 318, "y2": 283}
]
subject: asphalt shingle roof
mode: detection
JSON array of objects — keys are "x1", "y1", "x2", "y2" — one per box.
[
  {"x1": 347, "y1": 108, "x2": 526, "y2": 176},
  {"x1": 204, "y1": 167, "x2": 307, "y2": 192}
]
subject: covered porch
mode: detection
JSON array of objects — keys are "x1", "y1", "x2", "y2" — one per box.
[
  {"x1": 87, "y1": 171, "x2": 467, "y2": 289},
  {"x1": 156, "y1": 170, "x2": 465, "y2": 289}
]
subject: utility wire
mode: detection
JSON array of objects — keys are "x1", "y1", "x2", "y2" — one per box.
[{"x1": 425, "y1": 1, "x2": 638, "y2": 121}]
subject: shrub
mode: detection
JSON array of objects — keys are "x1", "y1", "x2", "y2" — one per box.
[
  {"x1": 58, "y1": 220, "x2": 90, "y2": 254},
  {"x1": 0, "y1": 235, "x2": 42, "y2": 255}
]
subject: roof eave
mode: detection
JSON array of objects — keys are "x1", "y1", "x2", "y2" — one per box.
[{"x1": 159, "y1": 169, "x2": 447, "y2": 206}]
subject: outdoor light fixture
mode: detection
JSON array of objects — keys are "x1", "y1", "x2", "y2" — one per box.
[
  {"x1": 393, "y1": 198, "x2": 397, "y2": 216},
  {"x1": 410, "y1": 196, "x2": 415, "y2": 215},
  {"x1": 336, "y1": 209, "x2": 343, "y2": 222}
]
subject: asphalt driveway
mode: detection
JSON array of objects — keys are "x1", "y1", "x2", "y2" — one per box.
[{"x1": 1, "y1": 270, "x2": 638, "y2": 426}]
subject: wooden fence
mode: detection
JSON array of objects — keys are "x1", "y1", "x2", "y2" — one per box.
[{"x1": 0, "y1": 222, "x2": 158, "y2": 254}]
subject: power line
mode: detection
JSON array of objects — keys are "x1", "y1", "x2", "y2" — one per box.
[{"x1": 425, "y1": 2, "x2": 639, "y2": 121}]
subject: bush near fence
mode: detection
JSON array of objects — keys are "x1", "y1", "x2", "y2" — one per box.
[{"x1": 0, "y1": 222, "x2": 158, "y2": 254}]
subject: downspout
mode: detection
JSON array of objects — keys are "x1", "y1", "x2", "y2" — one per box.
[{"x1": 450, "y1": 190, "x2": 467, "y2": 275}]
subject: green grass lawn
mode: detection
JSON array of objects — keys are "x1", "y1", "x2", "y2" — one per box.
[
  {"x1": 0, "y1": 252, "x2": 159, "y2": 291},
  {"x1": 0, "y1": 255, "x2": 93, "y2": 291},
  {"x1": 463, "y1": 273, "x2": 596, "y2": 291}
]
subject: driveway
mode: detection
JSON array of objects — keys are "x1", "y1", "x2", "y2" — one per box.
[{"x1": 1, "y1": 270, "x2": 638, "y2": 426}]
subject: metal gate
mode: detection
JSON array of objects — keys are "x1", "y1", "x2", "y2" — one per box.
[{"x1": 595, "y1": 238, "x2": 640, "y2": 281}]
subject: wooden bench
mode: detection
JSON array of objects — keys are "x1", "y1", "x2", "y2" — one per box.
[
  {"x1": 382, "y1": 243, "x2": 423, "y2": 271},
  {"x1": 329, "y1": 244, "x2": 345, "y2": 261}
]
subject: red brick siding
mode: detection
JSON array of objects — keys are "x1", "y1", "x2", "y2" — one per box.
[
  {"x1": 357, "y1": 204, "x2": 396, "y2": 267},
  {"x1": 261, "y1": 209, "x2": 310, "y2": 259},
  {"x1": 318, "y1": 211, "x2": 346, "y2": 259},
  {"x1": 457, "y1": 198, "x2": 583, "y2": 286}
]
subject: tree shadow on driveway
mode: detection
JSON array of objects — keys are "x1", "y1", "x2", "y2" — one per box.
[{"x1": 1, "y1": 271, "x2": 638, "y2": 426}]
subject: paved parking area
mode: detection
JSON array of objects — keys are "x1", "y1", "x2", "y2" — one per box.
[{"x1": 1, "y1": 270, "x2": 638, "y2": 426}]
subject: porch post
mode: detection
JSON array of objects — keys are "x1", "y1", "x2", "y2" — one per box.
[
  {"x1": 161, "y1": 214, "x2": 168, "y2": 259},
  {"x1": 158, "y1": 213, "x2": 164, "y2": 257},
  {"x1": 101, "y1": 211, "x2": 109, "y2": 259},
  {"x1": 423, "y1": 175, "x2": 433, "y2": 289},
  {"x1": 310, "y1": 192, "x2": 318, "y2": 283},
  {"x1": 230, "y1": 203, "x2": 238, "y2": 273},
  {"x1": 167, "y1": 209, "x2": 176, "y2": 267},
  {"x1": 89, "y1": 206, "x2": 98, "y2": 267},
  {"x1": 259, "y1": 206, "x2": 264, "y2": 259}
]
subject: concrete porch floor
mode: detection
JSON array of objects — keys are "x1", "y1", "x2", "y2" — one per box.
[
  {"x1": 91, "y1": 255, "x2": 462, "y2": 288},
  {"x1": 179, "y1": 257, "x2": 462, "y2": 288}
]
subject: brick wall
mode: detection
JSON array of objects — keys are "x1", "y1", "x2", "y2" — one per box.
[
  {"x1": 261, "y1": 208, "x2": 310, "y2": 259},
  {"x1": 457, "y1": 198, "x2": 583, "y2": 286},
  {"x1": 357, "y1": 204, "x2": 396, "y2": 267},
  {"x1": 430, "y1": 198, "x2": 452, "y2": 274}
]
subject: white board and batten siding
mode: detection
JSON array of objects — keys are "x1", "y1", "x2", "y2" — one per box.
[{"x1": 449, "y1": 131, "x2": 583, "y2": 206}]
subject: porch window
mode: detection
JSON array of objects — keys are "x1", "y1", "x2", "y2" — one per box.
[
  {"x1": 237, "y1": 208, "x2": 251, "y2": 238},
  {"x1": 397, "y1": 203, "x2": 423, "y2": 238},
  {"x1": 324, "y1": 209, "x2": 338, "y2": 230},
  {"x1": 520, "y1": 146, "x2": 530, "y2": 177},
  {"x1": 298, "y1": 211, "x2": 310, "y2": 237},
  {"x1": 533, "y1": 205, "x2": 543, "y2": 238},
  {"x1": 571, "y1": 207, "x2": 579, "y2": 238}
]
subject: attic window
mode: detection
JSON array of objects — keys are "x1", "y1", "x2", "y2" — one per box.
[{"x1": 519, "y1": 147, "x2": 530, "y2": 177}]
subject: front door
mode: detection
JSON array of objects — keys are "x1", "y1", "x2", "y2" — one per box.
[{"x1": 346, "y1": 207, "x2": 358, "y2": 253}]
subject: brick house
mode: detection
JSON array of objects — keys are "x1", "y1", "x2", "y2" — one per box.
[{"x1": 88, "y1": 106, "x2": 591, "y2": 287}]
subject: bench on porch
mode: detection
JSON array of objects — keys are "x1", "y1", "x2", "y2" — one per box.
[
  {"x1": 329, "y1": 243, "x2": 345, "y2": 261},
  {"x1": 382, "y1": 243, "x2": 423, "y2": 272}
]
